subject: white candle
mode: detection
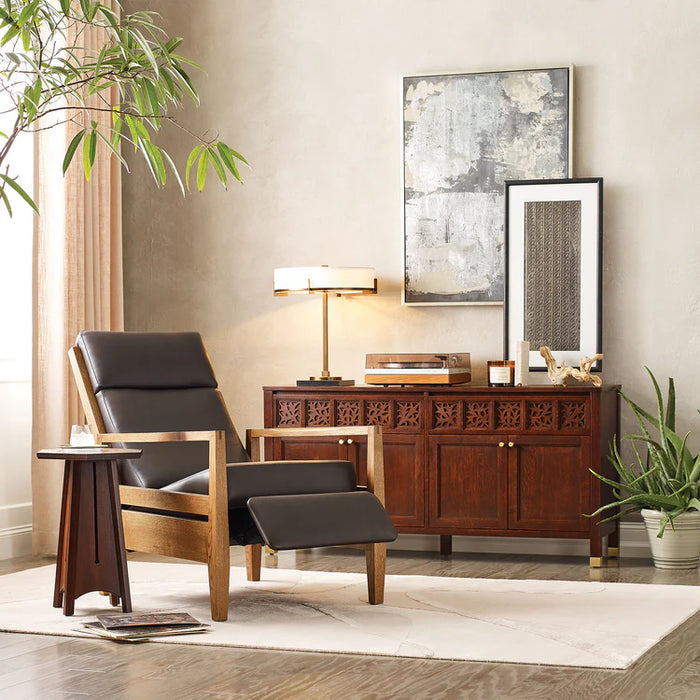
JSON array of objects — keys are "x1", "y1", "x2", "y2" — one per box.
[{"x1": 514, "y1": 341, "x2": 530, "y2": 386}]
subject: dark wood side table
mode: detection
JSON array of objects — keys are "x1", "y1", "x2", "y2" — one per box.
[{"x1": 37, "y1": 447, "x2": 142, "y2": 616}]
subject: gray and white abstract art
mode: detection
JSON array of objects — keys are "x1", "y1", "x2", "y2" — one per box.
[{"x1": 403, "y1": 67, "x2": 572, "y2": 304}]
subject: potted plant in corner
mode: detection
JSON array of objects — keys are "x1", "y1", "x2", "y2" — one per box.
[{"x1": 588, "y1": 368, "x2": 700, "y2": 569}]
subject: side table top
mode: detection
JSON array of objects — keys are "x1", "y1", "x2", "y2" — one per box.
[{"x1": 37, "y1": 447, "x2": 142, "y2": 460}]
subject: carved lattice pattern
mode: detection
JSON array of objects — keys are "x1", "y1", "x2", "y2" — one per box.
[
  {"x1": 560, "y1": 401, "x2": 587, "y2": 429},
  {"x1": 432, "y1": 401, "x2": 460, "y2": 429},
  {"x1": 336, "y1": 401, "x2": 361, "y2": 426},
  {"x1": 366, "y1": 401, "x2": 392, "y2": 427},
  {"x1": 495, "y1": 402, "x2": 522, "y2": 430},
  {"x1": 277, "y1": 400, "x2": 301, "y2": 427},
  {"x1": 396, "y1": 401, "x2": 422, "y2": 428},
  {"x1": 464, "y1": 402, "x2": 491, "y2": 429},
  {"x1": 306, "y1": 400, "x2": 331, "y2": 426},
  {"x1": 527, "y1": 401, "x2": 555, "y2": 429}
]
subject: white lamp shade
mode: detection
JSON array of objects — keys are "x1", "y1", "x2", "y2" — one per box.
[{"x1": 274, "y1": 266, "x2": 377, "y2": 295}]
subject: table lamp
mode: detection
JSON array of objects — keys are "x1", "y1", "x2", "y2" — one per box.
[{"x1": 273, "y1": 265, "x2": 377, "y2": 386}]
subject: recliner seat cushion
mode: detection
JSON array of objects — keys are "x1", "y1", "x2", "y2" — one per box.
[
  {"x1": 247, "y1": 492, "x2": 398, "y2": 550},
  {"x1": 162, "y1": 460, "x2": 358, "y2": 507}
]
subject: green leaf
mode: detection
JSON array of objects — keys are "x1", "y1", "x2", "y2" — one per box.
[
  {"x1": 196, "y1": 148, "x2": 209, "y2": 191},
  {"x1": 95, "y1": 130, "x2": 128, "y2": 170},
  {"x1": 18, "y1": 0, "x2": 40, "y2": 26},
  {"x1": 0, "y1": 174, "x2": 38, "y2": 214},
  {"x1": 1, "y1": 23, "x2": 21, "y2": 47},
  {"x1": 0, "y1": 183, "x2": 13, "y2": 218},
  {"x1": 216, "y1": 142, "x2": 241, "y2": 183},
  {"x1": 226, "y1": 148, "x2": 249, "y2": 167},
  {"x1": 82, "y1": 129, "x2": 97, "y2": 181},
  {"x1": 164, "y1": 37, "x2": 184, "y2": 53},
  {"x1": 59, "y1": 0, "x2": 71, "y2": 16},
  {"x1": 141, "y1": 139, "x2": 166, "y2": 186},
  {"x1": 110, "y1": 115, "x2": 124, "y2": 150},
  {"x1": 62, "y1": 129, "x2": 85, "y2": 174},
  {"x1": 160, "y1": 150, "x2": 185, "y2": 197},
  {"x1": 207, "y1": 146, "x2": 227, "y2": 187},
  {"x1": 185, "y1": 145, "x2": 203, "y2": 191}
]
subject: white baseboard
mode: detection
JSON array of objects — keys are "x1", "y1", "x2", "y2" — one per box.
[
  {"x1": 388, "y1": 522, "x2": 650, "y2": 558},
  {"x1": 0, "y1": 502, "x2": 33, "y2": 560}
]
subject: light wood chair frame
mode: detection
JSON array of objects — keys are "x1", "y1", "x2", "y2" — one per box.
[{"x1": 68, "y1": 345, "x2": 388, "y2": 621}]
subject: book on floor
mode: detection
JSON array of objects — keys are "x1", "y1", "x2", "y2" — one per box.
[{"x1": 74, "y1": 611, "x2": 210, "y2": 642}]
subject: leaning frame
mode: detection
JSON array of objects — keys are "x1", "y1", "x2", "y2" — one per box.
[{"x1": 504, "y1": 177, "x2": 604, "y2": 371}]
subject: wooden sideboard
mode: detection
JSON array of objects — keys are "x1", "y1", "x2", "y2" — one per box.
[{"x1": 263, "y1": 384, "x2": 620, "y2": 565}]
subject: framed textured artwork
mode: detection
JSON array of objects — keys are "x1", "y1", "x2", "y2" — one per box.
[
  {"x1": 403, "y1": 66, "x2": 573, "y2": 305},
  {"x1": 504, "y1": 178, "x2": 603, "y2": 371}
]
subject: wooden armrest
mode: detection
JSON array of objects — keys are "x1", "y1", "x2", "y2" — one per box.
[
  {"x1": 99, "y1": 430, "x2": 229, "y2": 522},
  {"x1": 98, "y1": 430, "x2": 222, "y2": 444},
  {"x1": 247, "y1": 426, "x2": 376, "y2": 439},
  {"x1": 119, "y1": 485, "x2": 210, "y2": 516},
  {"x1": 246, "y1": 426, "x2": 386, "y2": 504}
]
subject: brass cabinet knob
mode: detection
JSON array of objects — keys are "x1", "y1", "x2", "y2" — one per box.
[
  {"x1": 338, "y1": 439, "x2": 345, "y2": 445},
  {"x1": 498, "y1": 442, "x2": 505, "y2": 448},
  {"x1": 508, "y1": 441, "x2": 515, "y2": 448},
  {"x1": 347, "y1": 438, "x2": 354, "y2": 445}
]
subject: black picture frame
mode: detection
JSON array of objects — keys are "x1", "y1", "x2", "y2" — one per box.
[{"x1": 504, "y1": 178, "x2": 603, "y2": 371}]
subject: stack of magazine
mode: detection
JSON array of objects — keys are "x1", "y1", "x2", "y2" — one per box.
[{"x1": 76, "y1": 612, "x2": 210, "y2": 642}]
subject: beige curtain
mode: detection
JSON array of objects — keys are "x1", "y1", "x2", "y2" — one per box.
[{"x1": 31, "y1": 1, "x2": 124, "y2": 554}]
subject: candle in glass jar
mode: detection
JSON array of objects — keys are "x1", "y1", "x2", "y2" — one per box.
[{"x1": 487, "y1": 360, "x2": 515, "y2": 387}]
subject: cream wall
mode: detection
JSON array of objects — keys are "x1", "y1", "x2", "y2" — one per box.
[{"x1": 122, "y1": 0, "x2": 700, "y2": 456}]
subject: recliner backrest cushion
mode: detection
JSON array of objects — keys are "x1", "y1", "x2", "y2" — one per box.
[{"x1": 77, "y1": 331, "x2": 250, "y2": 488}]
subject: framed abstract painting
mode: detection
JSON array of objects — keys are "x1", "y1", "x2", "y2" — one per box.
[
  {"x1": 504, "y1": 178, "x2": 604, "y2": 371},
  {"x1": 403, "y1": 66, "x2": 573, "y2": 305}
]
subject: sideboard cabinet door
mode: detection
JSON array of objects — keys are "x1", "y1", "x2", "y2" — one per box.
[
  {"x1": 429, "y1": 435, "x2": 508, "y2": 530},
  {"x1": 507, "y1": 435, "x2": 591, "y2": 532}
]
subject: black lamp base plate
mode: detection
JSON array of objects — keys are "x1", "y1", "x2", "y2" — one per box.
[{"x1": 296, "y1": 379, "x2": 355, "y2": 387}]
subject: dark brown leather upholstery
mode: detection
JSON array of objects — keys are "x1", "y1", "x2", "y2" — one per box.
[
  {"x1": 247, "y1": 492, "x2": 398, "y2": 550},
  {"x1": 76, "y1": 331, "x2": 397, "y2": 550}
]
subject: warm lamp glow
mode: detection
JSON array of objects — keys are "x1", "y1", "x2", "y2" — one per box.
[
  {"x1": 273, "y1": 265, "x2": 377, "y2": 385},
  {"x1": 273, "y1": 266, "x2": 377, "y2": 295}
]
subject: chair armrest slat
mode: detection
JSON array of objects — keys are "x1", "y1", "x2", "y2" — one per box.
[
  {"x1": 98, "y1": 430, "x2": 220, "y2": 444},
  {"x1": 119, "y1": 485, "x2": 210, "y2": 516}
]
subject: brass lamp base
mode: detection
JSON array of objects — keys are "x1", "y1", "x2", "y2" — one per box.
[{"x1": 296, "y1": 377, "x2": 355, "y2": 387}]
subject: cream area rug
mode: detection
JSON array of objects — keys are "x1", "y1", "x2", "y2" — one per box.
[{"x1": 1, "y1": 562, "x2": 698, "y2": 669}]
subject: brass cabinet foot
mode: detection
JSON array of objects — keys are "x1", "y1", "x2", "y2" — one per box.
[
  {"x1": 589, "y1": 557, "x2": 604, "y2": 568},
  {"x1": 607, "y1": 546, "x2": 620, "y2": 558}
]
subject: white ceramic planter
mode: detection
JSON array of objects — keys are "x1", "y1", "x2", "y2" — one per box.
[{"x1": 641, "y1": 509, "x2": 700, "y2": 569}]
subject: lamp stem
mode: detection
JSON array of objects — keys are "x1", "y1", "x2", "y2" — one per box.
[{"x1": 321, "y1": 290, "x2": 330, "y2": 378}]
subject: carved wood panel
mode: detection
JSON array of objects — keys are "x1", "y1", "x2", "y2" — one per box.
[
  {"x1": 464, "y1": 401, "x2": 491, "y2": 430},
  {"x1": 432, "y1": 401, "x2": 461, "y2": 429},
  {"x1": 396, "y1": 401, "x2": 422, "y2": 429},
  {"x1": 495, "y1": 401, "x2": 522, "y2": 430},
  {"x1": 306, "y1": 399, "x2": 331, "y2": 426},
  {"x1": 365, "y1": 401, "x2": 392, "y2": 427},
  {"x1": 527, "y1": 401, "x2": 555, "y2": 430},
  {"x1": 560, "y1": 401, "x2": 587, "y2": 430},
  {"x1": 276, "y1": 399, "x2": 302, "y2": 427},
  {"x1": 336, "y1": 400, "x2": 362, "y2": 425}
]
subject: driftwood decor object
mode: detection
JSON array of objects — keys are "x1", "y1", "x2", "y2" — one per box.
[{"x1": 540, "y1": 346, "x2": 604, "y2": 387}]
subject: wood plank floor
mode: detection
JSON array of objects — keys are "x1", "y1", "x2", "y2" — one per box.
[{"x1": 1, "y1": 548, "x2": 699, "y2": 699}]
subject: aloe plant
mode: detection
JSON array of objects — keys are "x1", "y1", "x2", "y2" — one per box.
[{"x1": 588, "y1": 368, "x2": 700, "y2": 536}]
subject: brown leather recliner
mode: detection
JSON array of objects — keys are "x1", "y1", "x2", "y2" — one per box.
[{"x1": 70, "y1": 331, "x2": 396, "y2": 621}]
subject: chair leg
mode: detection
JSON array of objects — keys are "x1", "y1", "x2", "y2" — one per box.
[
  {"x1": 245, "y1": 544, "x2": 262, "y2": 581},
  {"x1": 365, "y1": 542, "x2": 387, "y2": 604},
  {"x1": 207, "y1": 544, "x2": 230, "y2": 622}
]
